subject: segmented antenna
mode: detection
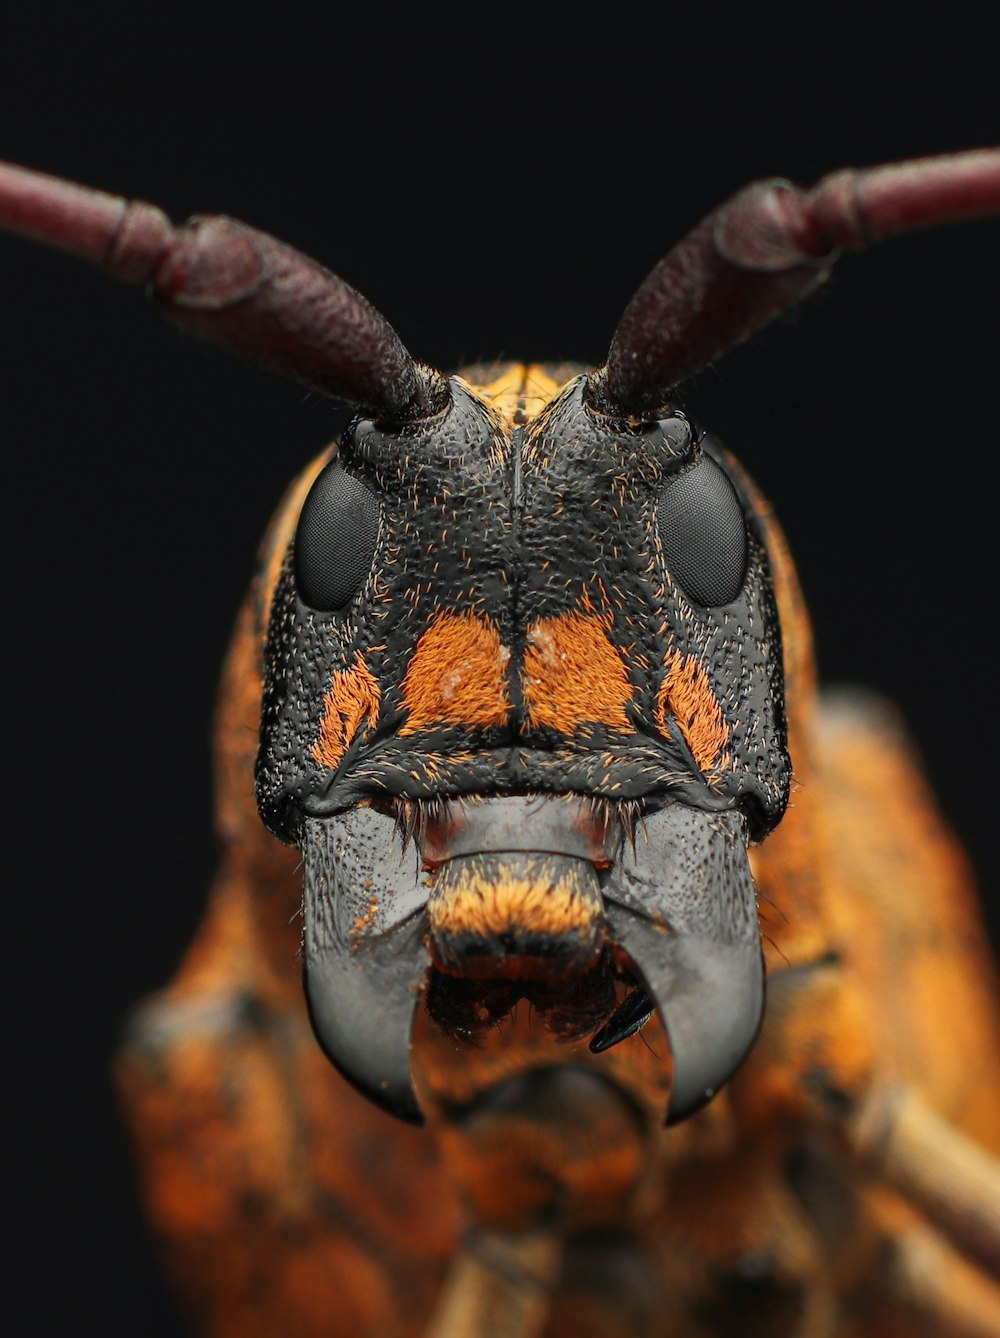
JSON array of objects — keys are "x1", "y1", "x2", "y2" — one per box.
[
  {"x1": 597, "y1": 148, "x2": 1000, "y2": 412},
  {"x1": 0, "y1": 160, "x2": 441, "y2": 418}
]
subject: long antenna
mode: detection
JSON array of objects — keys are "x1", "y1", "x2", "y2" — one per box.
[
  {"x1": 598, "y1": 148, "x2": 1000, "y2": 412},
  {"x1": 0, "y1": 160, "x2": 439, "y2": 418}
]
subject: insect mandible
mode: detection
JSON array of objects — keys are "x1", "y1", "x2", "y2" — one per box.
[{"x1": 3, "y1": 150, "x2": 1000, "y2": 1338}]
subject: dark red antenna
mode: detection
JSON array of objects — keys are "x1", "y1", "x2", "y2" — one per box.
[
  {"x1": 596, "y1": 148, "x2": 1000, "y2": 413},
  {"x1": 0, "y1": 160, "x2": 439, "y2": 419}
]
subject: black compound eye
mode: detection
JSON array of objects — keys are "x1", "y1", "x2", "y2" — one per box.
[
  {"x1": 656, "y1": 455, "x2": 748, "y2": 606},
  {"x1": 294, "y1": 459, "x2": 381, "y2": 611}
]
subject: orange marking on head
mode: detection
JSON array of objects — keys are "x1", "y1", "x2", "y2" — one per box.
[
  {"x1": 657, "y1": 650, "x2": 731, "y2": 776},
  {"x1": 312, "y1": 652, "x2": 381, "y2": 771},
  {"x1": 522, "y1": 612, "x2": 633, "y2": 733},
  {"x1": 399, "y1": 612, "x2": 512, "y2": 735},
  {"x1": 428, "y1": 853, "x2": 604, "y2": 977},
  {"x1": 430, "y1": 857, "x2": 599, "y2": 940}
]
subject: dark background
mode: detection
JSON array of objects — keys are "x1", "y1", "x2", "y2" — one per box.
[{"x1": 3, "y1": 8, "x2": 998, "y2": 1334}]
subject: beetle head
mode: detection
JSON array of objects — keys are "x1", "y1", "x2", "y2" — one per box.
[
  {"x1": 3, "y1": 150, "x2": 996, "y2": 1123},
  {"x1": 255, "y1": 365, "x2": 790, "y2": 1124}
]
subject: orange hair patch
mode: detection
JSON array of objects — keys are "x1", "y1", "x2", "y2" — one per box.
[
  {"x1": 312, "y1": 652, "x2": 381, "y2": 771},
  {"x1": 399, "y1": 612, "x2": 511, "y2": 735},
  {"x1": 657, "y1": 650, "x2": 731, "y2": 776},
  {"x1": 428, "y1": 852, "x2": 604, "y2": 978},
  {"x1": 522, "y1": 612, "x2": 633, "y2": 734},
  {"x1": 465, "y1": 364, "x2": 569, "y2": 430}
]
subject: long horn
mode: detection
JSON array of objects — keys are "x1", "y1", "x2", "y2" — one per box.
[
  {"x1": 596, "y1": 148, "x2": 1000, "y2": 414},
  {"x1": 0, "y1": 160, "x2": 439, "y2": 418}
]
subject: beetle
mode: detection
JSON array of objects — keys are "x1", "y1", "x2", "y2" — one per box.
[{"x1": 3, "y1": 150, "x2": 1000, "y2": 1338}]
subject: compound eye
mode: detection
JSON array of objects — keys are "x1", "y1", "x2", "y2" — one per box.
[
  {"x1": 294, "y1": 459, "x2": 381, "y2": 611},
  {"x1": 656, "y1": 455, "x2": 748, "y2": 606}
]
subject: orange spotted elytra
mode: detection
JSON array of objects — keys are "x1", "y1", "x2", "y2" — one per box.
[{"x1": 3, "y1": 151, "x2": 1000, "y2": 1337}]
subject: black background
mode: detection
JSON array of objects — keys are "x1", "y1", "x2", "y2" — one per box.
[{"x1": 3, "y1": 8, "x2": 998, "y2": 1334}]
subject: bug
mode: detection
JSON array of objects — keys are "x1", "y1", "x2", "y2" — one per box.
[{"x1": 3, "y1": 150, "x2": 1000, "y2": 1338}]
